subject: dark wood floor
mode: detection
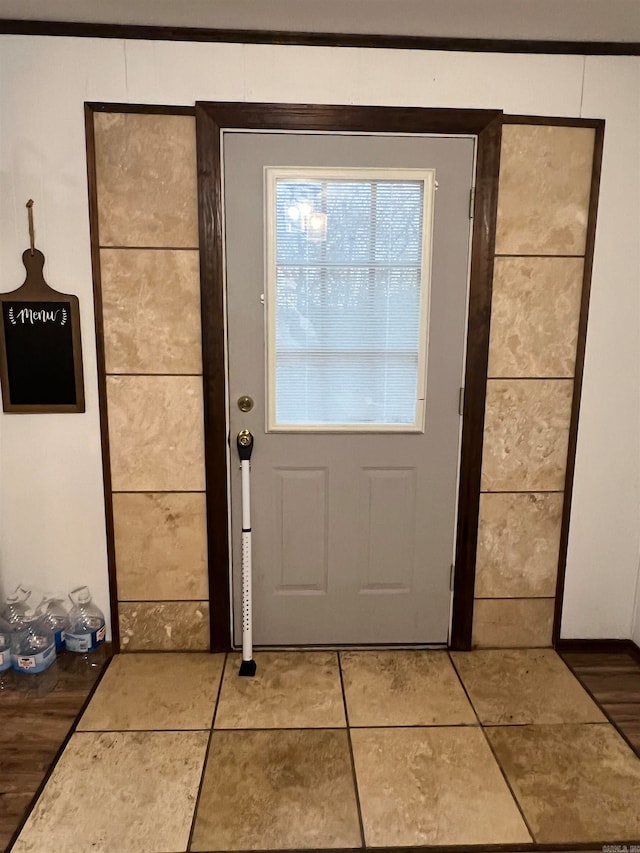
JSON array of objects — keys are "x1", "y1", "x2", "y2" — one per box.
[
  {"x1": 1, "y1": 645, "x2": 639, "y2": 852},
  {"x1": 560, "y1": 646, "x2": 640, "y2": 755},
  {"x1": 0, "y1": 649, "x2": 109, "y2": 853}
]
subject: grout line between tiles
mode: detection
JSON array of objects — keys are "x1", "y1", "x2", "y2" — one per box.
[
  {"x1": 118, "y1": 599, "x2": 211, "y2": 604},
  {"x1": 235, "y1": 644, "x2": 447, "y2": 651},
  {"x1": 479, "y1": 490, "x2": 564, "y2": 495},
  {"x1": 347, "y1": 721, "x2": 481, "y2": 728},
  {"x1": 462, "y1": 644, "x2": 557, "y2": 651},
  {"x1": 212, "y1": 725, "x2": 347, "y2": 731},
  {"x1": 211, "y1": 723, "x2": 478, "y2": 731},
  {"x1": 100, "y1": 245, "x2": 200, "y2": 251},
  {"x1": 337, "y1": 651, "x2": 367, "y2": 850},
  {"x1": 76, "y1": 727, "x2": 216, "y2": 733},
  {"x1": 74, "y1": 720, "x2": 616, "y2": 733},
  {"x1": 480, "y1": 720, "x2": 612, "y2": 728},
  {"x1": 186, "y1": 651, "x2": 228, "y2": 852},
  {"x1": 473, "y1": 597, "x2": 556, "y2": 601},
  {"x1": 212, "y1": 653, "x2": 229, "y2": 729},
  {"x1": 113, "y1": 647, "x2": 213, "y2": 653},
  {"x1": 446, "y1": 651, "x2": 537, "y2": 844},
  {"x1": 112, "y1": 490, "x2": 206, "y2": 495},
  {"x1": 183, "y1": 849, "x2": 362, "y2": 853},
  {"x1": 485, "y1": 377, "x2": 574, "y2": 381},
  {"x1": 161, "y1": 844, "x2": 630, "y2": 853},
  {"x1": 494, "y1": 253, "x2": 585, "y2": 259}
]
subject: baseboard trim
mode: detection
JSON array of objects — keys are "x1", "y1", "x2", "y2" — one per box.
[{"x1": 556, "y1": 637, "x2": 640, "y2": 662}]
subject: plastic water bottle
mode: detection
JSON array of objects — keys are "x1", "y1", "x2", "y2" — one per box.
[
  {"x1": 37, "y1": 595, "x2": 70, "y2": 651},
  {"x1": 66, "y1": 586, "x2": 106, "y2": 656},
  {"x1": 1, "y1": 584, "x2": 31, "y2": 625},
  {"x1": 0, "y1": 614, "x2": 14, "y2": 690},
  {"x1": 11, "y1": 609, "x2": 57, "y2": 674},
  {"x1": 1, "y1": 586, "x2": 32, "y2": 688}
]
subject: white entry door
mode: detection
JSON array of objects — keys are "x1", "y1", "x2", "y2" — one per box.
[{"x1": 223, "y1": 131, "x2": 475, "y2": 645}]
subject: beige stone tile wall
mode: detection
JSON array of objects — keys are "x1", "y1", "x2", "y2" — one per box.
[
  {"x1": 94, "y1": 112, "x2": 198, "y2": 248},
  {"x1": 487, "y1": 257, "x2": 583, "y2": 378},
  {"x1": 473, "y1": 124, "x2": 596, "y2": 648},
  {"x1": 93, "y1": 113, "x2": 595, "y2": 652},
  {"x1": 118, "y1": 602, "x2": 210, "y2": 651},
  {"x1": 101, "y1": 249, "x2": 202, "y2": 374},
  {"x1": 112, "y1": 493, "x2": 208, "y2": 601},
  {"x1": 94, "y1": 111, "x2": 208, "y2": 651}
]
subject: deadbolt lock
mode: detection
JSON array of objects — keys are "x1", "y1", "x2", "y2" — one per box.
[{"x1": 237, "y1": 395, "x2": 254, "y2": 413}]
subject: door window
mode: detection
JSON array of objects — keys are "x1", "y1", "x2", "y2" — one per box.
[{"x1": 265, "y1": 168, "x2": 435, "y2": 432}]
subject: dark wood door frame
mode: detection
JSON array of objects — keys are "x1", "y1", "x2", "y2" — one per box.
[{"x1": 196, "y1": 101, "x2": 502, "y2": 652}]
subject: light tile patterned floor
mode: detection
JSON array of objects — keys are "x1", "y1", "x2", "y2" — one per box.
[
  {"x1": 341, "y1": 649, "x2": 476, "y2": 726},
  {"x1": 77, "y1": 652, "x2": 225, "y2": 731},
  {"x1": 215, "y1": 651, "x2": 345, "y2": 729},
  {"x1": 351, "y1": 726, "x2": 529, "y2": 846},
  {"x1": 191, "y1": 729, "x2": 361, "y2": 851},
  {"x1": 450, "y1": 648, "x2": 607, "y2": 725},
  {"x1": 11, "y1": 730, "x2": 209, "y2": 853},
  {"x1": 11, "y1": 649, "x2": 640, "y2": 852}
]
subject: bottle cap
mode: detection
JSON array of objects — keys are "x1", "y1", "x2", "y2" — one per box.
[
  {"x1": 42, "y1": 593, "x2": 65, "y2": 604},
  {"x1": 7, "y1": 585, "x2": 30, "y2": 603},
  {"x1": 70, "y1": 585, "x2": 91, "y2": 605}
]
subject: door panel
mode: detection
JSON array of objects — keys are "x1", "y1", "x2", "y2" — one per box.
[
  {"x1": 360, "y1": 467, "x2": 416, "y2": 593},
  {"x1": 223, "y1": 131, "x2": 475, "y2": 645},
  {"x1": 274, "y1": 467, "x2": 328, "y2": 593}
]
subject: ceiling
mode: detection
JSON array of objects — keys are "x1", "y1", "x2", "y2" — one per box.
[{"x1": 0, "y1": 0, "x2": 639, "y2": 43}]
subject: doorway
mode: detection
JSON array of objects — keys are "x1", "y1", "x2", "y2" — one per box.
[
  {"x1": 225, "y1": 131, "x2": 473, "y2": 645},
  {"x1": 196, "y1": 103, "x2": 502, "y2": 651}
]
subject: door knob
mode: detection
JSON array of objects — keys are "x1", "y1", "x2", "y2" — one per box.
[{"x1": 237, "y1": 395, "x2": 254, "y2": 413}]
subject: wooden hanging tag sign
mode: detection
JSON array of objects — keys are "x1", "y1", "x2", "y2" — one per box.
[{"x1": 0, "y1": 228, "x2": 85, "y2": 413}]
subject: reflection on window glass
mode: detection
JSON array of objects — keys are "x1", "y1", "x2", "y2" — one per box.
[{"x1": 270, "y1": 173, "x2": 430, "y2": 429}]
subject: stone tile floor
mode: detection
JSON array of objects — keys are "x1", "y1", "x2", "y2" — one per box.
[{"x1": 9, "y1": 648, "x2": 640, "y2": 852}]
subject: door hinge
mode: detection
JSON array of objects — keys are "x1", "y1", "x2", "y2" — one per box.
[
  {"x1": 458, "y1": 386, "x2": 465, "y2": 417},
  {"x1": 469, "y1": 186, "x2": 475, "y2": 219},
  {"x1": 450, "y1": 563, "x2": 455, "y2": 591}
]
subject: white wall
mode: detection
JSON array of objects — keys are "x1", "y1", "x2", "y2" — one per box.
[
  {"x1": 0, "y1": 36, "x2": 638, "y2": 639},
  {"x1": 561, "y1": 56, "x2": 640, "y2": 639}
]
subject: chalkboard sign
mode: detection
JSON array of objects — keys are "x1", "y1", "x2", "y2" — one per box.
[{"x1": 0, "y1": 250, "x2": 85, "y2": 413}]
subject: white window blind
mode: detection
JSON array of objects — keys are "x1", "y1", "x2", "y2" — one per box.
[{"x1": 266, "y1": 168, "x2": 434, "y2": 432}]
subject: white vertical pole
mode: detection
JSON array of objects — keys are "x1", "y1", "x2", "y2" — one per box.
[
  {"x1": 237, "y1": 430, "x2": 256, "y2": 676},
  {"x1": 241, "y1": 459, "x2": 253, "y2": 664}
]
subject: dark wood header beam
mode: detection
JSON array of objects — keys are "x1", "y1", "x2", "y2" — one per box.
[{"x1": 0, "y1": 19, "x2": 639, "y2": 55}]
